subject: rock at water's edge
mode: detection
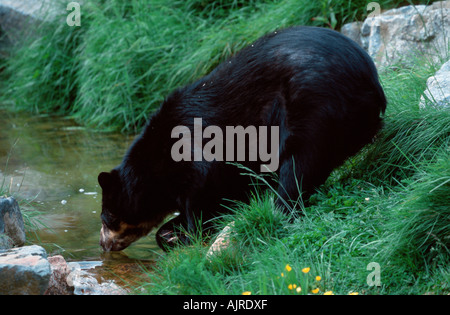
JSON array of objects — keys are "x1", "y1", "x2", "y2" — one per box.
[
  {"x1": 0, "y1": 196, "x2": 26, "y2": 249},
  {"x1": 0, "y1": 245, "x2": 51, "y2": 295},
  {"x1": 44, "y1": 255, "x2": 74, "y2": 295}
]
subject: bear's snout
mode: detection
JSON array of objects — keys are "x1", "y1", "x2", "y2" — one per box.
[
  {"x1": 99, "y1": 221, "x2": 155, "y2": 252},
  {"x1": 99, "y1": 225, "x2": 127, "y2": 252}
]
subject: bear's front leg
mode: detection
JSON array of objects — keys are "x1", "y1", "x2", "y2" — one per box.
[{"x1": 155, "y1": 199, "x2": 201, "y2": 251}]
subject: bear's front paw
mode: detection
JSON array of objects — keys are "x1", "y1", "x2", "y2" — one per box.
[{"x1": 156, "y1": 227, "x2": 189, "y2": 251}]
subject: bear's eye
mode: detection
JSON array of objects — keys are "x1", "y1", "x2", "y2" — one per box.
[{"x1": 101, "y1": 211, "x2": 121, "y2": 230}]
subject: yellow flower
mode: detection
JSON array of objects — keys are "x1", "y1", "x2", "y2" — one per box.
[
  {"x1": 285, "y1": 264, "x2": 292, "y2": 272},
  {"x1": 296, "y1": 287, "x2": 302, "y2": 293},
  {"x1": 281, "y1": 272, "x2": 285, "y2": 277},
  {"x1": 302, "y1": 267, "x2": 311, "y2": 274},
  {"x1": 311, "y1": 288, "x2": 320, "y2": 294},
  {"x1": 315, "y1": 276, "x2": 322, "y2": 281},
  {"x1": 324, "y1": 291, "x2": 334, "y2": 295},
  {"x1": 349, "y1": 292, "x2": 359, "y2": 295},
  {"x1": 288, "y1": 284, "x2": 297, "y2": 290},
  {"x1": 242, "y1": 291, "x2": 252, "y2": 295}
]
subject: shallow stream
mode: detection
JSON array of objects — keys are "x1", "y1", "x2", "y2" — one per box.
[{"x1": 0, "y1": 110, "x2": 161, "y2": 290}]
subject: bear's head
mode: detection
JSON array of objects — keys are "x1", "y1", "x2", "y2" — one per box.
[{"x1": 98, "y1": 170, "x2": 170, "y2": 252}]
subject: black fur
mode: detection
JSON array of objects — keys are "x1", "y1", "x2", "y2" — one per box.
[{"x1": 98, "y1": 26, "x2": 386, "y2": 251}]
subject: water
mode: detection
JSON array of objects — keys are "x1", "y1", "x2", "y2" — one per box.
[{"x1": 0, "y1": 110, "x2": 161, "y2": 290}]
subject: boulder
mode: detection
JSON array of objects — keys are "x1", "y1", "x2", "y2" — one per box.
[
  {"x1": 340, "y1": 21, "x2": 363, "y2": 47},
  {"x1": 359, "y1": 1, "x2": 450, "y2": 67},
  {"x1": 0, "y1": 0, "x2": 60, "y2": 45},
  {"x1": 420, "y1": 59, "x2": 450, "y2": 109},
  {"x1": 0, "y1": 196, "x2": 26, "y2": 249},
  {"x1": 0, "y1": 245, "x2": 51, "y2": 295}
]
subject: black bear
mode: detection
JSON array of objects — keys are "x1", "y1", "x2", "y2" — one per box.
[{"x1": 98, "y1": 26, "x2": 386, "y2": 252}]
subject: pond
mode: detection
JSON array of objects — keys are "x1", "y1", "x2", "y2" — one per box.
[{"x1": 0, "y1": 110, "x2": 161, "y2": 290}]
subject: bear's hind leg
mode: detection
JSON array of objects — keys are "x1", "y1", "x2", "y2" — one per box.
[{"x1": 275, "y1": 139, "x2": 334, "y2": 214}]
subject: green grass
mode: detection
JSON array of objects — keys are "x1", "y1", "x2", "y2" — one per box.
[
  {"x1": 0, "y1": 0, "x2": 432, "y2": 132},
  {"x1": 135, "y1": 61, "x2": 450, "y2": 295}
]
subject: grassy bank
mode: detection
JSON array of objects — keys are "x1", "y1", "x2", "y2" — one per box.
[
  {"x1": 137, "y1": 62, "x2": 450, "y2": 295},
  {"x1": 0, "y1": 0, "x2": 431, "y2": 132}
]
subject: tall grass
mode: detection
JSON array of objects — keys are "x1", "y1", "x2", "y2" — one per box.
[
  {"x1": 349, "y1": 63, "x2": 449, "y2": 186},
  {"x1": 382, "y1": 145, "x2": 450, "y2": 264}
]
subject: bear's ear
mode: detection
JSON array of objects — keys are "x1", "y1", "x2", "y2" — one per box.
[{"x1": 98, "y1": 172, "x2": 117, "y2": 190}]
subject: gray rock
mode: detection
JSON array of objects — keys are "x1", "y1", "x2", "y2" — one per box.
[
  {"x1": 0, "y1": 234, "x2": 13, "y2": 250},
  {"x1": 0, "y1": 0, "x2": 61, "y2": 44},
  {"x1": 420, "y1": 60, "x2": 450, "y2": 109},
  {"x1": 340, "y1": 22, "x2": 363, "y2": 47},
  {"x1": 360, "y1": 1, "x2": 450, "y2": 67},
  {"x1": 0, "y1": 197, "x2": 26, "y2": 249},
  {"x1": 0, "y1": 245, "x2": 51, "y2": 295}
]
